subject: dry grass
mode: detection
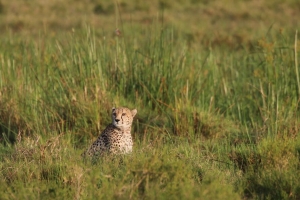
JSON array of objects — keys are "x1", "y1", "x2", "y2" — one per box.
[{"x1": 1, "y1": 0, "x2": 299, "y2": 47}]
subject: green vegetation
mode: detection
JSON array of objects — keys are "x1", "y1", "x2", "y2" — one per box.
[{"x1": 0, "y1": 0, "x2": 300, "y2": 199}]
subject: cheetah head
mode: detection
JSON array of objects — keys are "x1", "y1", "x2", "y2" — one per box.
[{"x1": 112, "y1": 107, "x2": 137, "y2": 129}]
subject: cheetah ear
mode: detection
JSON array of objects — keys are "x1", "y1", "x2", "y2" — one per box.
[{"x1": 131, "y1": 109, "x2": 137, "y2": 117}]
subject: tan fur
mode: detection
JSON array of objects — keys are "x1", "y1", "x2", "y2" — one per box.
[{"x1": 82, "y1": 107, "x2": 137, "y2": 156}]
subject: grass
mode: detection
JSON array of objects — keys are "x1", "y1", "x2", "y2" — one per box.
[{"x1": 0, "y1": 0, "x2": 300, "y2": 199}]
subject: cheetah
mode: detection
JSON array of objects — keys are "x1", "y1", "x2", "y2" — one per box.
[{"x1": 82, "y1": 107, "x2": 137, "y2": 157}]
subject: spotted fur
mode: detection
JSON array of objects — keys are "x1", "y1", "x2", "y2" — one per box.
[{"x1": 82, "y1": 107, "x2": 137, "y2": 156}]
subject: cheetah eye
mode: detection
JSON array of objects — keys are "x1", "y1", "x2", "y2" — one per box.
[
  {"x1": 122, "y1": 113, "x2": 126, "y2": 116},
  {"x1": 113, "y1": 113, "x2": 116, "y2": 117}
]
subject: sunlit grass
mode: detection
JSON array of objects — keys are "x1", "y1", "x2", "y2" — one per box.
[{"x1": 0, "y1": 3, "x2": 300, "y2": 198}]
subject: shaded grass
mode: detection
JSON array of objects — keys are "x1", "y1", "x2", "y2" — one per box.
[{"x1": 1, "y1": 133, "x2": 241, "y2": 199}]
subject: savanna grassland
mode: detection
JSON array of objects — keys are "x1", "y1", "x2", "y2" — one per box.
[{"x1": 1, "y1": 0, "x2": 300, "y2": 199}]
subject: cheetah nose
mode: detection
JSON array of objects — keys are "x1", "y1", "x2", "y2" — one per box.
[{"x1": 115, "y1": 119, "x2": 120, "y2": 123}]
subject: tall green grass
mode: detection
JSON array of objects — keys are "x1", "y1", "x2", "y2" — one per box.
[{"x1": 0, "y1": 25, "x2": 299, "y2": 199}]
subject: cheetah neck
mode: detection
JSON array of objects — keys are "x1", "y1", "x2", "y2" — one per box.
[{"x1": 112, "y1": 123, "x2": 132, "y2": 132}]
